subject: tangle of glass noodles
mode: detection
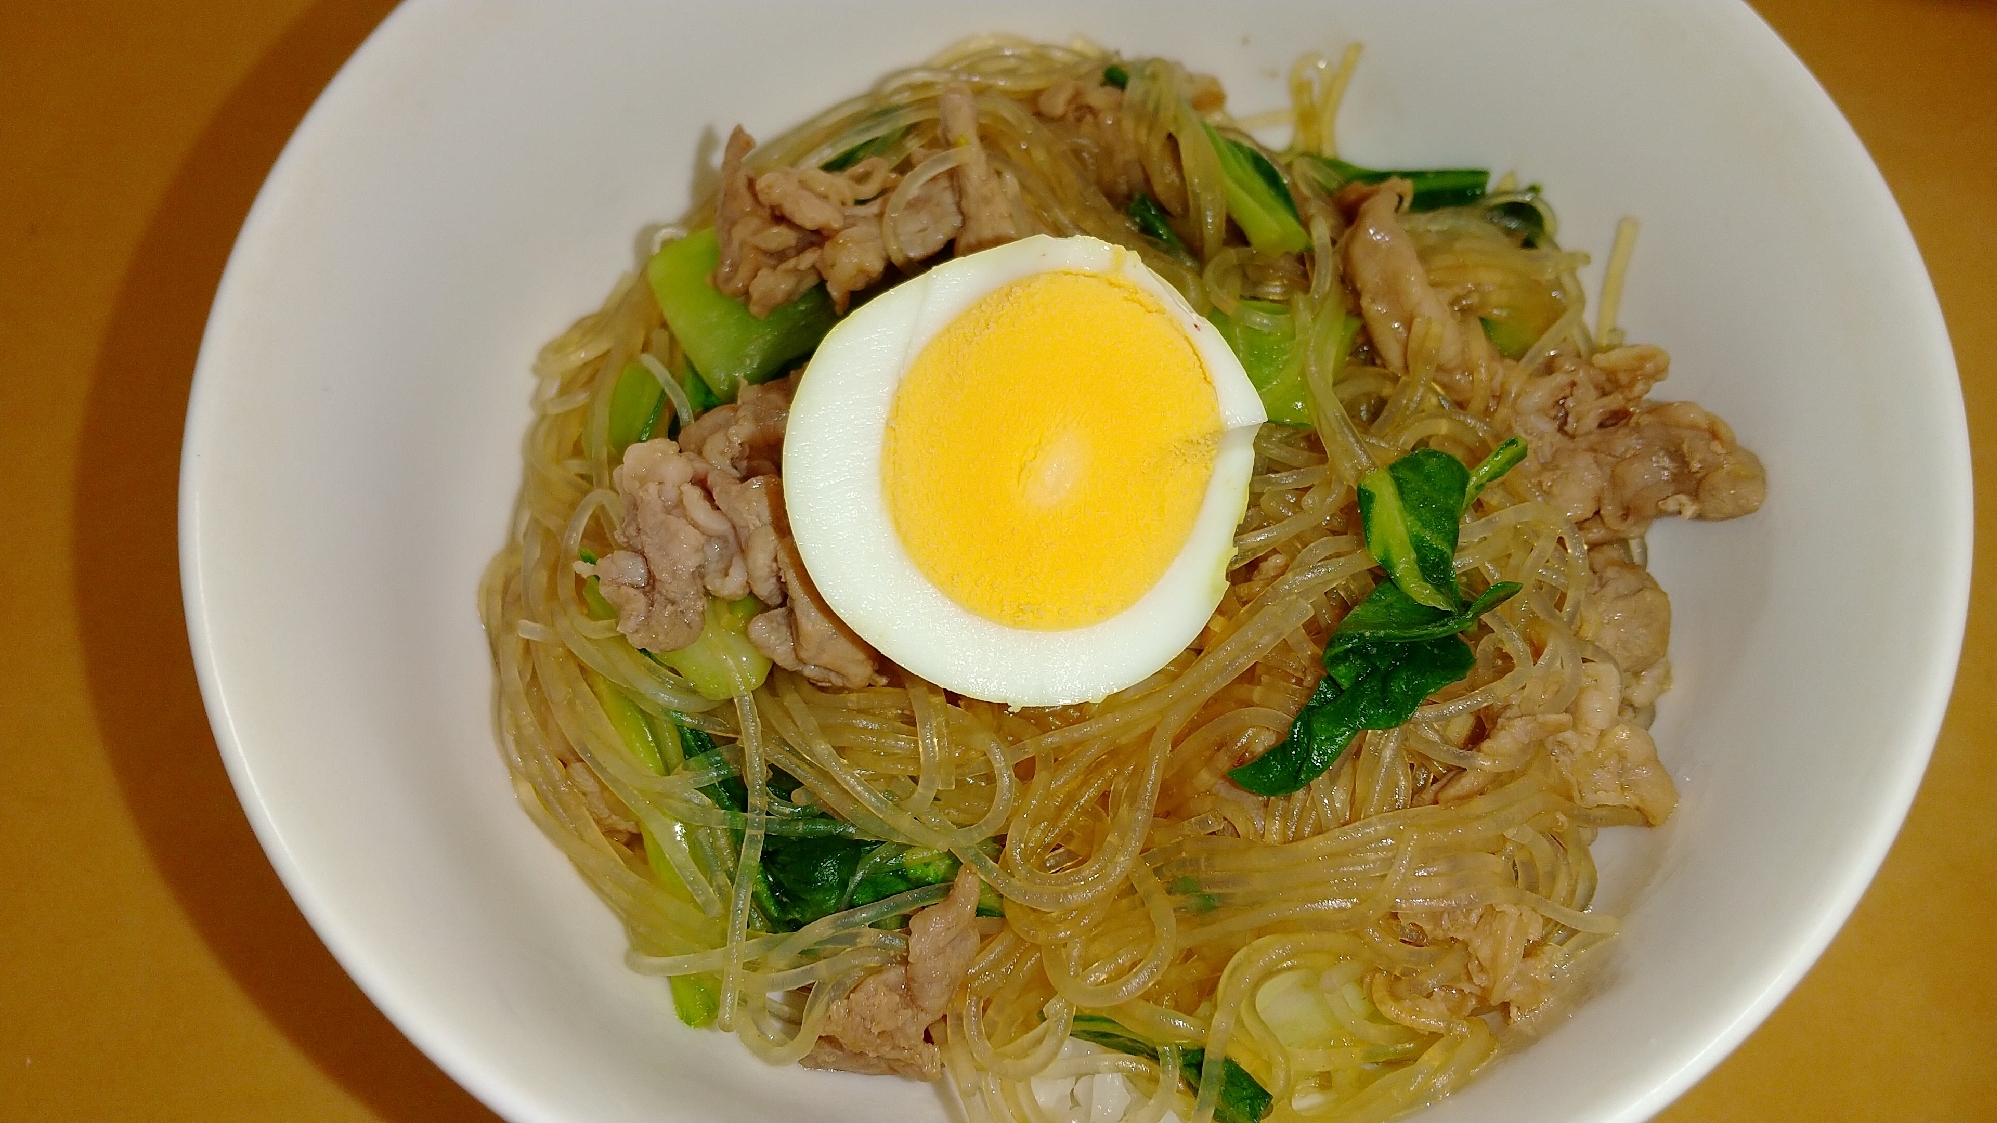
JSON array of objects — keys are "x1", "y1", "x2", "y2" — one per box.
[{"x1": 480, "y1": 35, "x2": 1659, "y2": 1123}]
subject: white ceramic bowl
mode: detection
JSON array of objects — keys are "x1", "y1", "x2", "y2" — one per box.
[{"x1": 180, "y1": 2, "x2": 1970, "y2": 1121}]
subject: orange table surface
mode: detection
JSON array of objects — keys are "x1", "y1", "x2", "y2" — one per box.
[{"x1": 2, "y1": 2, "x2": 1991, "y2": 1120}]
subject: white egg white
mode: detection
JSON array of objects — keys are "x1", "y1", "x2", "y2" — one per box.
[{"x1": 783, "y1": 234, "x2": 1265, "y2": 707}]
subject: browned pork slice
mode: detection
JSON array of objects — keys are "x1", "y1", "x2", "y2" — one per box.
[
  {"x1": 708, "y1": 473, "x2": 785, "y2": 607},
  {"x1": 938, "y1": 86, "x2": 1018, "y2": 255},
  {"x1": 822, "y1": 196, "x2": 890, "y2": 313},
  {"x1": 1342, "y1": 179, "x2": 1472, "y2": 383},
  {"x1": 1513, "y1": 346, "x2": 1766, "y2": 541},
  {"x1": 888, "y1": 162, "x2": 963, "y2": 263},
  {"x1": 1555, "y1": 721, "x2": 1679, "y2": 826},
  {"x1": 676, "y1": 374, "x2": 793, "y2": 481},
  {"x1": 594, "y1": 442, "x2": 714, "y2": 653},
  {"x1": 712, "y1": 129, "x2": 905, "y2": 317},
  {"x1": 748, "y1": 538, "x2": 882, "y2": 690},
  {"x1": 1033, "y1": 77, "x2": 1149, "y2": 206},
  {"x1": 802, "y1": 866, "x2": 983, "y2": 1080},
  {"x1": 1581, "y1": 548, "x2": 1672, "y2": 674},
  {"x1": 713, "y1": 126, "x2": 825, "y2": 316}
]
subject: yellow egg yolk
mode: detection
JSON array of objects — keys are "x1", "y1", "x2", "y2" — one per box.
[{"x1": 882, "y1": 269, "x2": 1222, "y2": 630}]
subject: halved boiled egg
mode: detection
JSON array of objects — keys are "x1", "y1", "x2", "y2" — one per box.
[{"x1": 783, "y1": 234, "x2": 1265, "y2": 707}]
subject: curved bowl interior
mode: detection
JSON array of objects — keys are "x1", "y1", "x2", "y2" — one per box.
[{"x1": 180, "y1": 2, "x2": 1968, "y2": 1121}]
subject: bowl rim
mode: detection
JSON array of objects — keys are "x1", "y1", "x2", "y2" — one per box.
[{"x1": 178, "y1": 2, "x2": 1973, "y2": 1121}]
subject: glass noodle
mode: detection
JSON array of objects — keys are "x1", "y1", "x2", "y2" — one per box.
[{"x1": 481, "y1": 35, "x2": 1669, "y2": 1123}]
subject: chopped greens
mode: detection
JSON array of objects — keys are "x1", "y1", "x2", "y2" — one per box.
[
  {"x1": 822, "y1": 123, "x2": 908, "y2": 172},
  {"x1": 1300, "y1": 155, "x2": 1489, "y2": 212},
  {"x1": 607, "y1": 360, "x2": 668, "y2": 456},
  {"x1": 1187, "y1": 1048, "x2": 1278, "y2": 1123},
  {"x1": 583, "y1": 688, "x2": 716, "y2": 1025},
  {"x1": 1169, "y1": 875, "x2": 1222, "y2": 914},
  {"x1": 667, "y1": 975, "x2": 720, "y2": 1028},
  {"x1": 1484, "y1": 192, "x2": 1550, "y2": 248},
  {"x1": 585, "y1": 669, "x2": 668, "y2": 774},
  {"x1": 763, "y1": 840, "x2": 988, "y2": 928},
  {"x1": 682, "y1": 740, "x2": 997, "y2": 930},
  {"x1": 1479, "y1": 314, "x2": 1540, "y2": 360},
  {"x1": 580, "y1": 566, "x2": 619, "y2": 623},
  {"x1": 1207, "y1": 301, "x2": 1297, "y2": 424},
  {"x1": 1358, "y1": 449, "x2": 1471, "y2": 611},
  {"x1": 680, "y1": 358, "x2": 723, "y2": 416},
  {"x1": 818, "y1": 116, "x2": 914, "y2": 174},
  {"x1": 1230, "y1": 636, "x2": 1475, "y2": 797},
  {"x1": 1126, "y1": 192, "x2": 1191, "y2": 259},
  {"x1": 646, "y1": 226, "x2": 836, "y2": 402},
  {"x1": 647, "y1": 595, "x2": 772, "y2": 700},
  {"x1": 1203, "y1": 124, "x2": 1309, "y2": 256},
  {"x1": 1205, "y1": 302, "x2": 1359, "y2": 429},
  {"x1": 1327, "y1": 579, "x2": 1524, "y2": 653},
  {"x1": 1067, "y1": 1015, "x2": 1273, "y2": 1123},
  {"x1": 1465, "y1": 436, "x2": 1528, "y2": 505},
  {"x1": 1229, "y1": 443, "x2": 1528, "y2": 797}
]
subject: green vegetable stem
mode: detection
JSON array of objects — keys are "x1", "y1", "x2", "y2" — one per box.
[
  {"x1": 1358, "y1": 448, "x2": 1473, "y2": 611},
  {"x1": 578, "y1": 675, "x2": 718, "y2": 1025},
  {"x1": 606, "y1": 360, "x2": 668, "y2": 457},
  {"x1": 646, "y1": 227, "x2": 835, "y2": 402},
  {"x1": 1068, "y1": 1014, "x2": 1273, "y2": 1123},
  {"x1": 821, "y1": 122, "x2": 908, "y2": 172},
  {"x1": 679, "y1": 738, "x2": 998, "y2": 931},
  {"x1": 1126, "y1": 192, "x2": 1192, "y2": 260},
  {"x1": 1205, "y1": 302, "x2": 1358, "y2": 428},
  {"x1": 1299, "y1": 155, "x2": 1489, "y2": 213},
  {"x1": 1229, "y1": 441, "x2": 1529, "y2": 797},
  {"x1": 648, "y1": 595, "x2": 773, "y2": 701},
  {"x1": 1203, "y1": 124, "x2": 1310, "y2": 256}
]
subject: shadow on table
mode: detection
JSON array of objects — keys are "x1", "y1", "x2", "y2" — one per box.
[{"x1": 70, "y1": 2, "x2": 500, "y2": 1121}]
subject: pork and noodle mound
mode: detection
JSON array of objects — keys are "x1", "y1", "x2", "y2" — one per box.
[{"x1": 479, "y1": 36, "x2": 1764, "y2": 1123}]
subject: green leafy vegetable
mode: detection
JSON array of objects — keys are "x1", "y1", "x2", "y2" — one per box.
[
  {"x1": 1229, "y1": 636, "x2": 1474, "y2": 797},
  {"x1": 1067, "y1": 1015, "x2": 1273, "y2": 1123},
  {"x1": 1126, "y1": 192, "x2": 1191, "y2": 259},
  {"x1": 1465, "y1": 436, "x2": 1527, "y2": 505},
  {"x1": 680, "y1": 358, "x2": 722, "y2": 417},
  {"x1": 1188, "y1": 1049, "x2": 1276, "y2": 1123},
  {"x1": 761, "y1": 837, "x2": 868, "y2": 924},
  {"x1": 1358, "y1": 449, "x2": 1470, "y2": 611},
  {"x1": 1300, "y1": 155, "x2": 1489, "y2": 212},
  {"x1": 646, "y1": 226, "x2": 836, "y2": 402},
  {"x1": 581, "y1": 577, "x2": 618, "y2": 621},
  {"x1": 1207, "y1": 301, "x2": 1298, "y2": 425},
  {"x1": 585, "y1": 669, "x2": 667, "y2": 774},
  {"x1": 1484, "y1": 193, "x2": 1549, "y2": 248},
  {"x1": 1203, "y1": 124, "x2": 1309, "y2": 256},
  {"x1": 1205, "y1": 303, "x2": 1360, "y2": 428},
  {"x1": 1169, "y1": 875, "x2": 1222, "y2": 914},
  {"x1": 585, "y1": 695, "x2": 717, "y2": 1026},
  {"x1": 667, "y1": 975, "x2": 720, "y2": 1027},
  {"x1": 681, "y1": 736, "x2": 995, "y2": 930},
  {"x1": 1479, "y1": 314, "x2": 1540, "y2": 360},
  {"x1": 1229, "y1": 443, "x2": 1529, "y2": 796},
  {"x1": 578, "y1": 545, "x2": 620, "y2": 622},
  {"x1": 1327, "y1": 580, "x2": 1522, "y2": 653},
  {"x1": 761, "y1": 841, "x2": 982, "y2": 928},
  {"x1": 648, "y1": 595, "x2": 773, "y2": 700},
  {"x1": 1068, "y1": 1014, "x2": 1161, "y2": 1060},
  {"x1": 1102, "y1": 64, "x2": 1129, "y2": 89},
  {"x1": 607, "y1": 361, "x2": 668, "y2": 456},
  {"x1": 823, "y1": 122, "x2": 908, "y2": 172}
]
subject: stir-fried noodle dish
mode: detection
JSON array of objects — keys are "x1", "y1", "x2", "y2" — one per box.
[{"x1": 480, "y1": 36, "x2": 1766, "y2": 1123}]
